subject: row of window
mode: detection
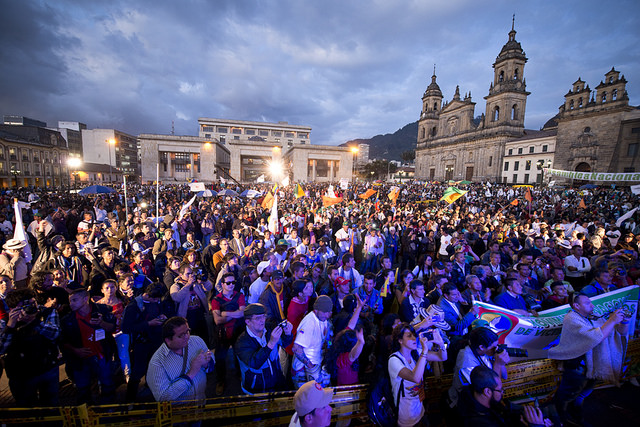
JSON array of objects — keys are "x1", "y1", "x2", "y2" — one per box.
[
  {"x1": 568, "y1": 89, "x2": 618, "y2": 110},
  {"x1": 507, "y1": 145, "x2": 549, "y2": 156},
  {"x1": 0, "y1": 146, "x2": 63, "y2": 164},
  {"x1": 506, "y1": 173, "x2": 541, "y2": 184},
  {"x1": 504, "y1": 160, "x2": 537, "y2": 171},
  {"x1": 201, "y1": 126, "x2": 308, "y2": 139},
  {"x1": 0, "y1": 161, "x2": 58, "y2": 176}
]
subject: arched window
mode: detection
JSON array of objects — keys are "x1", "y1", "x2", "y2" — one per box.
[
  {"x1": 421, "y1": 127, "x2": 426, "y2": 138},
  {"x1": 612, "y1": 89, "x2": 617, "y2": 101},
  {"x1": 433, "y1": 102, "x2": 438, "y2": 111},
  {"x1": 583, "y1": 127, "x2": 591, "y2": 133},
  {"x1": 602, "y1": 91, "x2": 607, "y2": 103},
  {"x1": 431, "y1": 126, "x2": 437, "y2": 136},
  {"x1": 609, "y1": 77, "x2": 614, "y2": 83},
  {"x1": 493, "y1": 106, "x2": 500, "y2": 121},
  {"x1": 499, "y1": 71, "x2": 504, "y2": 82},
  {"x1": 511, "y1": 104, "x2": 518, "y2": 120},
  {"x1": 569, "y1": 100, "x2": 574, "y2": 110},
  {"x1": 578, "y1": 97, "x2": 583, "y2": 108},
  {"x1": 513, "y1": 68, "x2": 519, "y2": 80}
]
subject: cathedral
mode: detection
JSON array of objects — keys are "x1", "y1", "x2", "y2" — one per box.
[{"x1": 414, "y1": 24, "x2": 640, "y2": 184}]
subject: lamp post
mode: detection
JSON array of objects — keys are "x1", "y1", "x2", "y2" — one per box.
[
  {"x1": 107, "y1": 138, "x2": 116, "y2": 183},
  {"x1": 68, "y1": 157, "x2": 82, "y2": 193},
  {"x1": 350, "y1": 147, "x2": 359, "y2": 184},
  {"x1": 10, "y1": 166, "x2": 20, "y2": 188}
]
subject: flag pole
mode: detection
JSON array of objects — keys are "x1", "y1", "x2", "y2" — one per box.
[
  {"x1": 123, "y1": 175, "x2": 128, "y2": 219},
  {"x1": 156, "y1": 163, "x2": 160, "y2": 228}
]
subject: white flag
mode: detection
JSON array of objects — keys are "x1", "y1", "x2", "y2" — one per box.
[
  {"x1": 220, "y1": 176, "x2": 226, "y2": 184},
  {"x1": 13, "y1": 199, "x2": 32, "y2": 263},
  {"x1": 178, "y1": 195, "x2": 197, "y2": 221},
  {"x1": 268, "y1": 193, "x2": 278, "y2": 234},
  {"x1": 189, "y1": 182, "x2": 205, "y2": 192},
  {"x1": 257, "y1": 174, "x2": 265, "y2": 183},
  {"x1": 616, "y1": 206, "x2": 639, "y2": 228},
  {"x1": 631, "y1": 184, "x2": 640, "y2": 195}
]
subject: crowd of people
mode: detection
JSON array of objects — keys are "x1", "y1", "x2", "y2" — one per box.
[{"x1": 0, "y1": 180, "x2": 638, "y2": 426}]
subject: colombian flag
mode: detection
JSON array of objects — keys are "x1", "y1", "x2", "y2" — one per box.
[{"x1": 440, "y1": 187, "x2": 468, "y2": 205}]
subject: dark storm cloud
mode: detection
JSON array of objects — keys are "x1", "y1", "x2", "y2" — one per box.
[{"x1": 0, "y1": 0, "x2": 638, "y2": 145}]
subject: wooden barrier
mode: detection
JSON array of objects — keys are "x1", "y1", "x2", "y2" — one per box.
[{"x1": 2, "y1": 339, "x2": 639, "y2": 426}]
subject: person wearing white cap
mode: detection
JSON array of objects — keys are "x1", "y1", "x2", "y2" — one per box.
[
  {"x1": 248, "y1": 261, "x2": 272, "y2": 304},
  {"x1": 0, "y1": 239, "x2": 28, "y2": 289},
  {"x1": 289, "y1": 380, "x2": 333, "y2": 427}
]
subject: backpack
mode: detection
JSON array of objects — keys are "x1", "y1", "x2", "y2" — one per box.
[{"x1": 367, "y1": 354, "x2": 405, "y2": 427}]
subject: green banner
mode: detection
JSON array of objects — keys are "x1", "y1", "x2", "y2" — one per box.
[
  {"x1": 476, "y1": 286, "x2": 639, "y2": 359},
  {"x1": 544, "y1": 168, "x2": 640, "y2": 182}
]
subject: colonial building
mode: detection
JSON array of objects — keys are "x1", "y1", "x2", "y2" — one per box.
[
  {"x1": 0, "y1": 124, "x2": 70, "y2": 188},
  {"x1": 550, "y1": 68, "x2": 640, "y2": 179},
  {"x1": 415, "y1": 25, "x2": 529, "y2": 182},
  {"x1": 138, "y1": 134, "x2": 230, "y2": 184},
  {"x1": 501, "y1": 129, "x2": 556, "y2": 185}
]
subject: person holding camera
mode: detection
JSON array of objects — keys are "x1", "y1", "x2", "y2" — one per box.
[
  {"x1": 389, "y1": 322, "x2": 447, "y2": 427},
  {"x1": 234, "y1": 303, "x2": 293, "y2": 394},
  {"x1": 60, "y1": 288, "x2": 117, "y2": 404},
  {"x1": 170, "y1": 263, "x2": 213, "y2": 343},
  {"x1": 458, "y1": 365, "x2": 551, "y2": 427},
  {"x1": 447, "y1": 327, "x2": 509, "y2": 410},
  {"x1": 549, "y1": 292, "x2": 629, "y2": 426},
  {"x1": 0, "y1": 288, "x2": 60, "y2": 407}
]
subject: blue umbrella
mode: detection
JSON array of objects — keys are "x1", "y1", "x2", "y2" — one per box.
[
  {"x1": 78, "y1": 185, "x2": 116, "y2": 195},
  {"x1": 240, "y1": 189, "x2": 261, "y2": 198},
  {"x1": 196, "y1": 189, "x2": 217, "y2": 197},
  {"x1": 579, "y1": 184, "x2": 597, "y2": 189},
  {"x1": 217, "y1": 189, "x2": 239, "y2": 197}
]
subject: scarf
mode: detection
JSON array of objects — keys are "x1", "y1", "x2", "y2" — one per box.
[{"x1": 267, "y1": 282, "x2": 285, "y2": 321}]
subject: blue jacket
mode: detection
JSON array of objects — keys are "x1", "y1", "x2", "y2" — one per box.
[
  {"x1": 437, "y1": 297, "x2": 476, "y2": 336},
  {"x1": 493, "y1": 292, "x2": 528, "y2": 311}
]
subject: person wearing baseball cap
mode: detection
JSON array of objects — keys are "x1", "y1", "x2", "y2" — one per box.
[{"x1": 289, "y1": 380, "x2": 333, "y2": 427}]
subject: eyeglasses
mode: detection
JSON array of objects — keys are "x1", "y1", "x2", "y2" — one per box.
[
  {"x1": 224, "y1": 280, "x2": 236, "y2": 284},
  {"x1": 490, "y1": 388, "x2": 504, "y2": 395},
  {"x1": 176, "y1": 328, "x2": 191, "y2": 339}
]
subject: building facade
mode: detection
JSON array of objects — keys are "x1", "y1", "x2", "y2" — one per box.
[
  {"x1": 415, "y1": 26, "x2": 529, "y2": 182},
  {"x1": 138, "y1": 134, "x2": 230, "y2": 184},
  {"x1": 284, "y1": 144, "x2": 353, "y2": 183},
  {"x1": 0, "y1": 125, "x2": 70, "y2": 188},
  {"x1": 198, "y1": 118, "x2": 311, "y2": 149},
  {"x1": 81, "y1": 128, "x2": 140, "y2": 181},
  {"x1": 57, "y1": 121, "x2": 86, "y2": 158},
  {"x1": 501, "y1": 130, "x2": 556, "y2": 184},
  {"x1": 551, "y1": 68, "x2": 640, "y2": 180}
]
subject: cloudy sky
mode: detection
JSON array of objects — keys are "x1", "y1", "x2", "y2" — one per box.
[{"x1": 1, "y1": 0, "x2": 639, "y2": 146}]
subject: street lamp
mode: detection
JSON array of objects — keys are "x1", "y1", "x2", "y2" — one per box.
[
  {"x1": 10, "y1": 166, "x2": 20, "y2": 188},
  {"x1": 350, "y1": 147, "x2": 359, "y2": 183},
  {"x1": 107, "y1": 138, "x2": 116, "y2": 183},
  {"x1": 68, "y1": 157, "x2": 82, "y2": 192}
]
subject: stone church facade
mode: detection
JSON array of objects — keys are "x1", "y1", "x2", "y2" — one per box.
[
  {"x1": 414, "y1": 25, "x2": 640, "y2": 184},
  {"x1": 415, "y1": 26, "x2": 529, "y2": 182}
]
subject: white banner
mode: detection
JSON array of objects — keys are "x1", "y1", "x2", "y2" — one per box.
[
  {"x1": 544, "y1": 168, "x2": 640, "y2": 182},
  {"x1": 631, "y1": 184, "x2": 640, "y2": 195},
  {"x1": 339, "y1": 178, "x2": 349, "y2": 190},
  {"x1": 189, "y1": 182, "x2": 205, "y2": 192}
]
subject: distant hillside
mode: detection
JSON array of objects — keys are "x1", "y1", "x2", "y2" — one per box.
[{"x1": 342, "y1": 121, "x2": 418, "y2": 161}]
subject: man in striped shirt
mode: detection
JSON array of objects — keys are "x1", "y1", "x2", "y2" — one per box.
[{"x1": 147, "y1": 316, "x2": 213, "y2": 404}]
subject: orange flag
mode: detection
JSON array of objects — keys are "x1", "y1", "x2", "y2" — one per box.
[
  {"x1": 578, "y1": 198, "x2": 586, "y2": 209},
  {"x1": 322, "y1": 195, "x2": 343, "y2": 207},
  {"x1": 524, "y1": 189, "x2": 532, "y2": 203},
  {"x1": 261, "y1": 191, "x2": 274, "y2": 209},
  {"x1": 358, "y1": 189, "x2": 376, "y2": 199},
  {"x1": 510, "y1": 199, "x2": 519, "y2": 206}
]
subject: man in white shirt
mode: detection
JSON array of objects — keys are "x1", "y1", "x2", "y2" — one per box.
[
  {"x1": 439, "y1": 228, "x2": 452, "y2": 261},
  {"x1": 292, "y1": 296, "x2": 333, "y2": 388},
  {"x1": 337, "y1": 253, "x2": 363, "y2": 289},
  {"x1": 334, "y1": 222, "x2": 352, "y2": 260},
  {"x1": 563, "y1": 244, "x2": 591, "y2": 290},
  {"x1": 248, "y1": 261, "x2": 272, "y2": 304}
]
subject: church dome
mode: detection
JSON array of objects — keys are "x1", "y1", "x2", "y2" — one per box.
[
  {"x1": 495, "y1": 29, "x2": 527, "y2": 64},
  {"x1": 424, "y1": 74, "x2": 442, "y2": 98}
]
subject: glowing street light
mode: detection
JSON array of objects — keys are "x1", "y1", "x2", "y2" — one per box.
[
  {"x1": 107, "y1": 138, "x2": 116, "y2": 183},
  {"x1": 67, "y1": 157, "x2": 82, "y2": 192}
]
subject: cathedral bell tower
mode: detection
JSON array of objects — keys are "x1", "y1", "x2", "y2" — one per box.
[
  {"x1": 417, "y1": 67, "x2": 443, "y2": 145},
  {"x1": 484, "y1": 19, "x2": 530, "y2": 129}
]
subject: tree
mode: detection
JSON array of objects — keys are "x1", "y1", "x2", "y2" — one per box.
[
  {"x1": 361, "y1": 160, "x2": 397, "y2": 180},
  {"x1": 401, "y1": 150, "x2": 416, "y2": 163}
]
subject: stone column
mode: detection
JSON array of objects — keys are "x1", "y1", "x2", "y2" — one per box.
[
  {"x1": 167, "y1": 152, "x2": 173, "y2": 178},
  {"x1": 311, "y1": 159, "x2": 316, "y2": 181},
  {"x1": 329, "y1": 160, "x2": 334, "y2": 180},
  {"x1": 190, "y1": 152, "x2": 194, "y2": 180}
]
